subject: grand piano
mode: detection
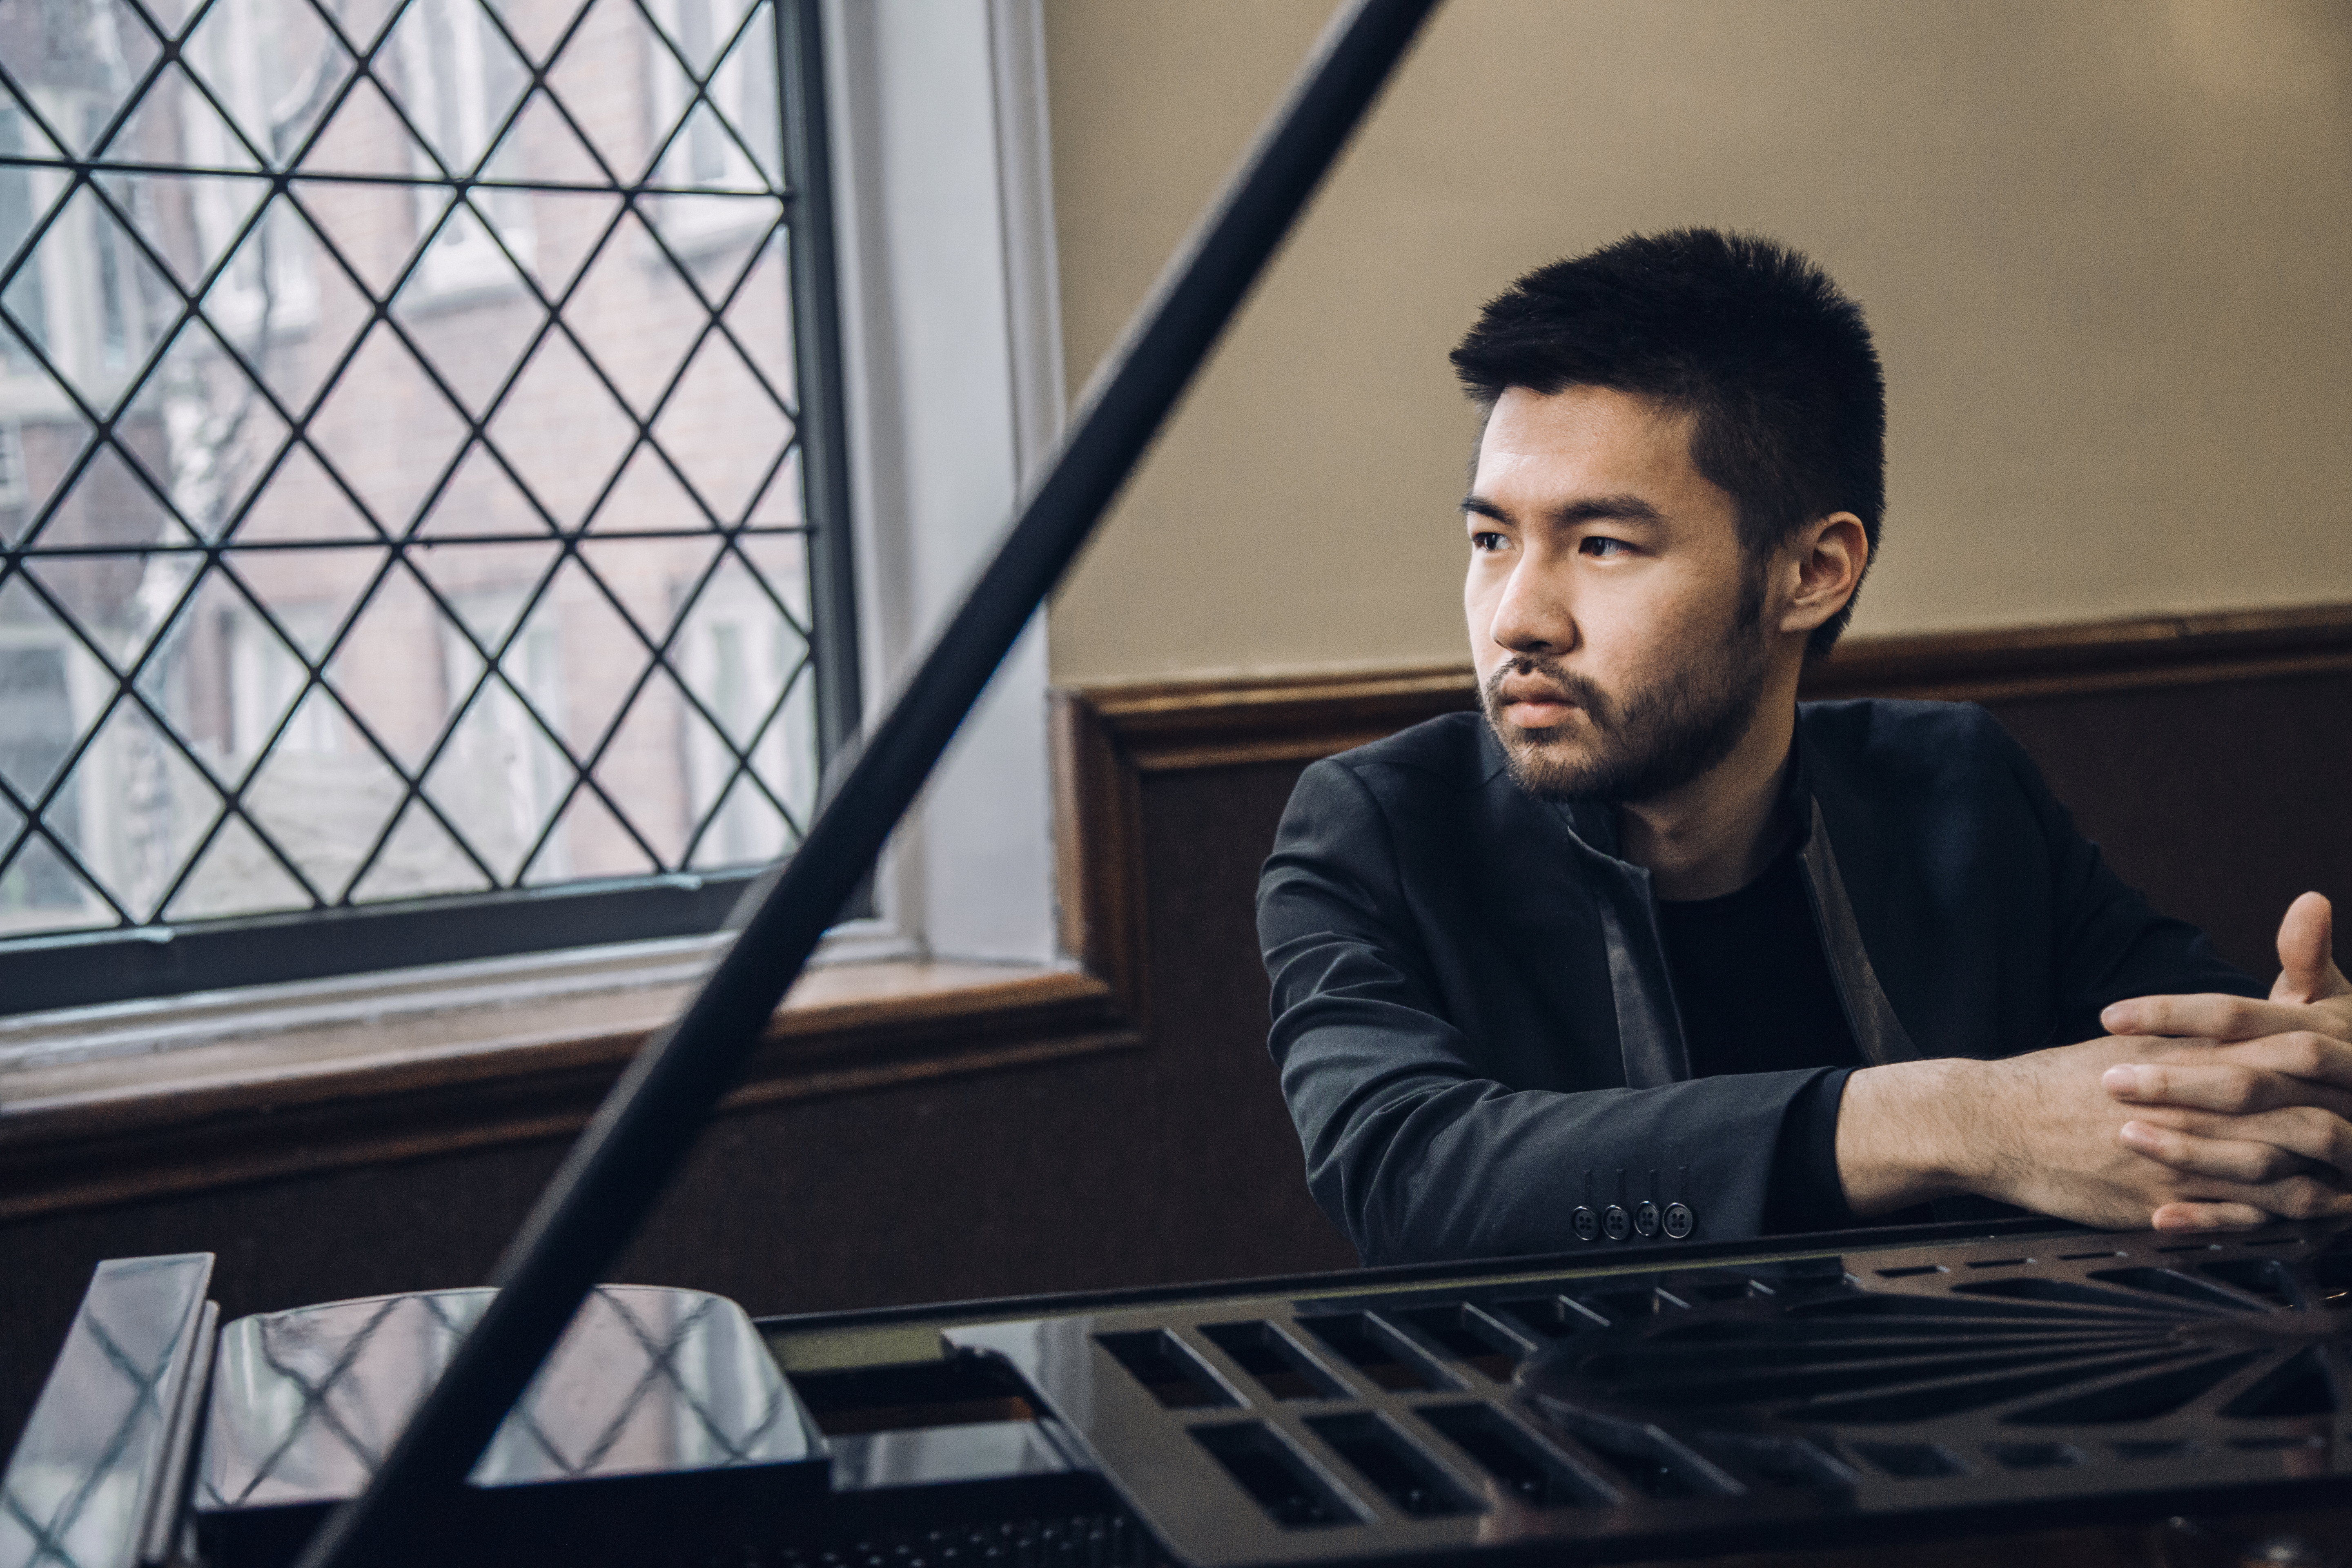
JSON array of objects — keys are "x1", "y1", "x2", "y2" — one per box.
[
  {"x1": 9, "y1": 3, "x2": 2350, "y2": 1565},
  {"x1": 13, "y1": 1216, "x2": 2352, "y2": 1568}
]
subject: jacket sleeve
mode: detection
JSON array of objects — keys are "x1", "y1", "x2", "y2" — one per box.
[
  {"x1": 1258, "y1": 756, "x2": 1835, "y2": 1267},
  {"x1": 1987, "y1": 719, "x2": 2263, "y2": 1040}
]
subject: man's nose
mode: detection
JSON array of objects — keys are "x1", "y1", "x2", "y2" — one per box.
[{"x1": 1488, "y1": 558, "x2": 1576, "y2": 656}]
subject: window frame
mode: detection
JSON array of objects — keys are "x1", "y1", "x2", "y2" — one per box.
[
  {"x1": 0, "y1": 0, "x2": 907, "y2": 1017},
  {"x1": 0, "y1": 0, "x2": 1066, "y2": 1063},
  {"x1": 822, "y1": 0, "x2": 1062, "y2": 970}
]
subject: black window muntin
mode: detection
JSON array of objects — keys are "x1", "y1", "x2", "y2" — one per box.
[{"x1": 0, "y1": 0, "x2": 860, "y2": 1016}]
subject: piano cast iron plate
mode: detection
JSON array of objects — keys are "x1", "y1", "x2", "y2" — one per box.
[{"x1": 946, "y1": 1225, "x2": 2352, "y2": 1566}]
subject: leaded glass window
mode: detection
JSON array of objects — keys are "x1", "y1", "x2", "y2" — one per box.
[{"x1": 0, "y1": 0, "x2": 858, "y2": 1013}]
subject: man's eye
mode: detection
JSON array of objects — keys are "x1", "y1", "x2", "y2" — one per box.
[
  {"x1": 1580, "y1": 536, "x2": 1632, "y2": 557},
  {"x1": 1469, "y1": 531, "x2": 1508, "y2": 552}
]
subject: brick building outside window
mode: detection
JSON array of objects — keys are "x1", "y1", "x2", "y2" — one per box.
[{"x1": 0, "y1": 0, "x2": 859, "y2": 1012}]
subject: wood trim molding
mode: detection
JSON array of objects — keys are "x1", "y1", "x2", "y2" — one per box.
[
  {"x1": 1050, "y1": 689, "x2": 1152, "y2": 1019},
  {"x1": 1798, "y1": 602, "x2": 2352, "y2": 703},
  {"x1": 1065, "y1": 665, "x2": 1481, "y2": 773},
  {"x1": 0, "y1": 961, "x2": 1133, "y2": 1225}
]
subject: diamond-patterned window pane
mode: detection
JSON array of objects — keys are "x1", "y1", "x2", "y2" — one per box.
[{"x1": 0, "y1": 0, "x2": 847, "y2": 988}]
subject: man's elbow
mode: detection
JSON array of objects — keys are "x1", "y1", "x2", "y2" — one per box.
[{"x1": 1304, "y1": 1139, "x2": 1416, "y2": 1268}]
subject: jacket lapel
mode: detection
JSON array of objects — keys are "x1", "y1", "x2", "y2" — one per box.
[
  {"x1": 1549, "y1": 796, "x2": 1692, "y2": 1089},
  {"x1": 1796, "y1": 795, "x2": 1923, "y2": 1066}
]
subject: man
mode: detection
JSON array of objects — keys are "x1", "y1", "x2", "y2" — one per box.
[{"x1": 1257, "y1": 229, "x2": 2352, "y2": 1266}]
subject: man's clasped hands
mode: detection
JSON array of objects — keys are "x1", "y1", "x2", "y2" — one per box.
[
  {"x1": 2005, "y1": 892, "x2": 2352, "y2": 1232},
  {"x1": 1840, "y1": 893, "x2": 2352, "y2": 1232}
]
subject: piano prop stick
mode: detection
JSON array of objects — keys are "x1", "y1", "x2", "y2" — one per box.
[{"x1": 290, "y1": 3, "x2": 1445, "y2": 1566}]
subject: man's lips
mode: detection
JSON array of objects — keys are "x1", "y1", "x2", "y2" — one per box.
[{"x1": 1496, "y1": 685, "x2": 1584, "y2": 726}]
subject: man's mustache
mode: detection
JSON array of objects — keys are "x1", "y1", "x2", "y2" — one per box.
[{"x1": 1480, "y1": 658, "x2": 1614, "y2": 730}]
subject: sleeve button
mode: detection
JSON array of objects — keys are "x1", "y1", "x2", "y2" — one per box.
[
  {"x1": 1572, "y1": 1206, "x2": 1599, "y2": 1242},
  {"x1": 1602, "y1": 1205, "x2": 1632, "y2": 1241},
  {"x1": 1663, "y1": 1202, "x2": 1694, "y2": 1239},
  {"x1": 1633, "y1": 1200, "x2": 1661, "y2": 1238}
]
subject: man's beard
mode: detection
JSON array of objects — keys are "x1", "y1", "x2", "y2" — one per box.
[{"x1": 1482, "y1": 592, "x2": 1771, "y2": 805}]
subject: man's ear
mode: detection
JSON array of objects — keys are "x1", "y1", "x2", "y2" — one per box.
[{"x1": 1777, "y1": 512, "x2": 1869, "y2": 635}]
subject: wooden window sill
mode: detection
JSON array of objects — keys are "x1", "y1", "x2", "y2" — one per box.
[{"x1": 0, "y1": 958, "x2": 1136, "y2": 1223}]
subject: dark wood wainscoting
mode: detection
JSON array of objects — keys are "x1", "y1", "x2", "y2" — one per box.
[{"x1": 4, "y1": 604, "x2": 2348, "y2": 1446}]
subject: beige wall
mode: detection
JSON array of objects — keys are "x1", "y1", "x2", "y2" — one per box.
[{"x1": 1040, "y1": 0, "x2": 2352, "y2": 685}]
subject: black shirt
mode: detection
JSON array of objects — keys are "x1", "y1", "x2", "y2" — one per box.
[{"x1": 1655, "y1": 840, "x2": 1863, "y2": 1232}]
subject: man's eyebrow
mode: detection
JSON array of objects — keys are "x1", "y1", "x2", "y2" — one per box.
[{"x1": 1460, "y1": 494, "x2": 1666, "y2": 526}]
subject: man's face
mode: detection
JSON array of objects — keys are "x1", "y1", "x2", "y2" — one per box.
[{"x1": 1463, "y1": 384, "x2": 1772, "y2": 804}]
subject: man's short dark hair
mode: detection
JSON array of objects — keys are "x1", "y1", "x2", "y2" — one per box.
[{"x1": 1450, "y1": 229, "x2": 1885, "y2": 659}]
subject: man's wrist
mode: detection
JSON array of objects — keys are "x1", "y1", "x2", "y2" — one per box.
[{"x1": 1836, "y1": 1058, "x2": 1989, "y2": 1216}]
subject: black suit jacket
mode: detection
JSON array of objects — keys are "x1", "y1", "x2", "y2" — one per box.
[{"x1": 1256, "y1": 700, "x2": 2259, "y2": 1266}]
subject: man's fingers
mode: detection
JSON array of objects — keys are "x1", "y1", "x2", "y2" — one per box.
[
  {"x1": 2118, "y1": 1120, "x2": 2320, "y2": 1184},
  {"x1": 2117, "y1": 1123, "x2": 2352, "y2": 1221},
  {"x1": 2103, "y1": 1057, "x2": 2352, "y2": 1117},
  {"x1": 2154, "y1": 1206, "x2": 2267, "y2": 1231},
  {"x1": 2102, "y1": 896, "x2": 2352, "y2": 1037},
  {"x1": 2274, "y1": 891, "x2": 2347, "y2": 1007},
  {"x1": 2150, "y1": 1200, "x2": 2272, "y2": 1232},
  {"x1": 2119, "y1": 1106, "x2": 2352, "y2": 1181},
  {"x1": 2101, "y1": 992, "x2": 2338, "y2": 1043},
  {"x1": 2104, "y1": 1061, "x2": 2267, "y2": 1114},
  {"x1": 2100, "y1": 992, "x2": 2227, "y2": 1038}
]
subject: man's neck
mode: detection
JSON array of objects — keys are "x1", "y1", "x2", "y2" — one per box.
[{"x1": 1616, "y1": 697, "x2": 1799, "y2": 901}]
